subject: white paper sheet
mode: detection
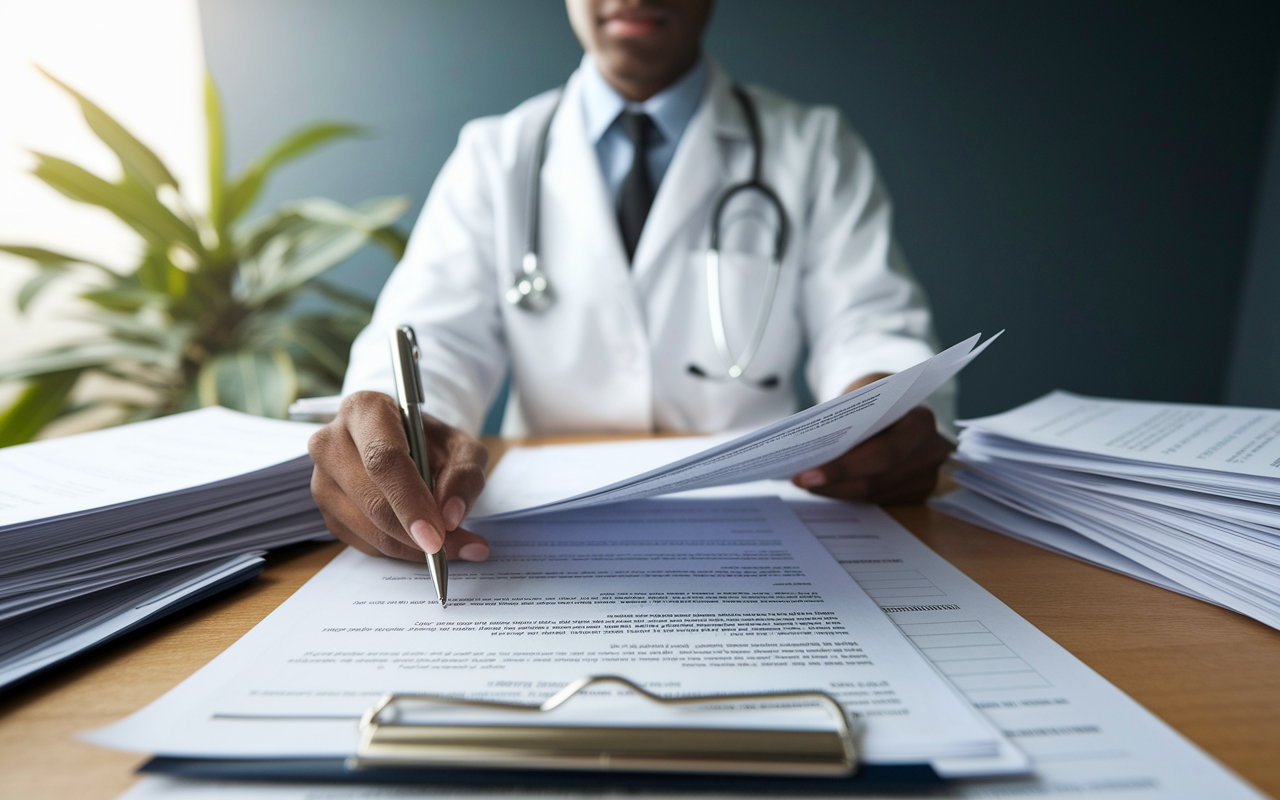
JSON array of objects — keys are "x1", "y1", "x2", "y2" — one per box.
[
  {"x1": 0, "y1": 407, "x2": 318, "y2": 527},
  {"x1": 88, "y1": 497, "x2": 1015, "y2": 772},
  {"x1": 957, "y1": 391, "x2": 1280, "y2": 500},
  {"x1": 780, "y1": 495, "x2": 1265, "y2": 798},
  {"x1": 472, "y1": 333, "x2": 998, "y2": 520}
]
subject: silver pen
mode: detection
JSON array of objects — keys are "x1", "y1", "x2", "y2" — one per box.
[{"x1": 390, "y1": 325, "x2": 448, "y2": 607}]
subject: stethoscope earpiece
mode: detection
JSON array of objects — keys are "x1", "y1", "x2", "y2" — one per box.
[{"x1": 511, "y1": 83, "x2": 788, "y2": 390}]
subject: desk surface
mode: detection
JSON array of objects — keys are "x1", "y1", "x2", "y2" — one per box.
[{"x1": 1, "y1": 437, "x2": 1277, "y2": 799}]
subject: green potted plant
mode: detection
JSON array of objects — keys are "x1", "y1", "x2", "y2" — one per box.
[{"x1": 0, "y1": 68, "x2": 407, "y2": 446}]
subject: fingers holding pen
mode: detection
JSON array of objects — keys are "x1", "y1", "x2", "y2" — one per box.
[
  {"x1": 312, "y1": 392, "x2": 441, "y2": 554},
  {"x1": 307, "y1": 391, "x2": 492, "y2": 563},
  {"x1": 310, "y1": 468, "x2": 426, "y2": 561},
  {"x1": 423, "y1": 415, "x2": 489, "y2": 526},
  {"x1": 424, "y1": 414, "x2": 490, "y2": 561},
  {"x1": 345, "y1": 392, "x2": 452, "y2": 554}
]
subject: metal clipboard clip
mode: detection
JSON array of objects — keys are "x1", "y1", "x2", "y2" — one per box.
[{"x1": 351, "y1": 675, "x2": 860, "y2": 778}]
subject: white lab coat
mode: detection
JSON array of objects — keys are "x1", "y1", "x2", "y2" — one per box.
[{"x1": 344, "y1": 61, "x2": 949, "y2": 437}]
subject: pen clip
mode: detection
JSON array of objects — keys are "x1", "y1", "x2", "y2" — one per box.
[
  {"x1": 391, "y1": 326, "x2": 425, "y2": 407},
  {"x1": 390, "y1": 326, "x2": 431, "y2": 493}
]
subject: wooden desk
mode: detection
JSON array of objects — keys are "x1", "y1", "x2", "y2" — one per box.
[{"x1": 1, "y1": 439, "x2": 1277, "y2": 799}]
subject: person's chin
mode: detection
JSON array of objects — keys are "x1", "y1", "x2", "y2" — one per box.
[{"x1": 598, "y1": 41, "x2": 668, "y2": 75}]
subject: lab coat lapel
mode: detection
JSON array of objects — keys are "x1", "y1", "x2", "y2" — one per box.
[
  {"x1": 540, "y1": 71, "x2": 634, "y2": 292},
  {"x1": 632, "y1": 63, "x2": 751, "y2": 280}
]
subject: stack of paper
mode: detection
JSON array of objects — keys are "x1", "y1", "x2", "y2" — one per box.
[
  {"x1": 934, "y1": 391, "x2": 1280, "y2": 630},
  {"x1": 0, "y1": 407, "x2": 328, "y2": 689}
]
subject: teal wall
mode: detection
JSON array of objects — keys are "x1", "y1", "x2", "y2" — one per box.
[
  {"x1": 1228, "y1": 54, "x2": 1280, "y2": 410},
  {"x1": 199, "y1": 0, "x2": 1280, "y2": 425}
]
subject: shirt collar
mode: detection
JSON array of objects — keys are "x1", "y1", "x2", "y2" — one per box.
[{"x1": 578, "y1": 53, "x2": 708, "y2": 146}]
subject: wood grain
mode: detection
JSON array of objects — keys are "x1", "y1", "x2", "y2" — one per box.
[{"x1": 0, "y1": 441, "x2": 1276, "y2": 798}]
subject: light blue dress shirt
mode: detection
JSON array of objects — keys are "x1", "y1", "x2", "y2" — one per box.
[{"x1": 578, "y1": 54, "x2": 708, "y2": 206}]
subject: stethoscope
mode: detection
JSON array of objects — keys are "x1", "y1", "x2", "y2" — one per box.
[{"x1": 505, "y1": 85, "x2": 790, "y2": 389}]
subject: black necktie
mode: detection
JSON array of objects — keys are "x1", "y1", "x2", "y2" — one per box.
[{"x1": 617, "y1": 111, "x2": 655, "y2": 263}]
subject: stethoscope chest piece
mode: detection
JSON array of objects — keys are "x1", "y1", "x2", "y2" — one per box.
[{"x1": 506, "y1": 251, "x2": 554, "y2": 313}]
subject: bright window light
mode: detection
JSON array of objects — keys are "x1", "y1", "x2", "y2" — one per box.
[{"x1": 0, "y1": 0, "x2": 206, "y2": 403}]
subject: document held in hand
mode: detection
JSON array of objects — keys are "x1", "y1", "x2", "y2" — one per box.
[{"x1": 473, "y1": 332, "x2": 1000, "y2": 520}]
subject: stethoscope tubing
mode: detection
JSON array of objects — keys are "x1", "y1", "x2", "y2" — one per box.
[{"x1": 509, "y1": 82, "x2": 790, "y2": 387}]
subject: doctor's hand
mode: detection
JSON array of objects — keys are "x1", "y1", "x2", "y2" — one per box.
[
  {"x1": 307, "y1": 391, "x2": 491, "y2": 563},
  {"x1": 791, "y1": 377, "x2": 953, "y2": 505}
]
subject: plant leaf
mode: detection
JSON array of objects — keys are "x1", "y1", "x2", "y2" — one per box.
[
  {"x1": 370, "y1": 225, "x2": 408, "y2": 261},
  {"x1": 0, "y1": 244, "x2": 115, "y2": 276},
  {"x1": 282, "y1": 314, "x2": 365, "y2": 379},
  {"x1": 0, "y1": 342, "x2": 178, "y2": 382},
  {"x1": 205, "y1": 71, "x2": 227, "y2": 242},
  {"x1": 224, "y1": 122, "x2": 367, "y2": 224},
  {"x1": 244, "y1": 226, "x2": 370, "y2": 307},
  {"x1": 238, "y1": 196, "x2": 409, "y2": 307},
  {"x1": 309, "y1": 278, "x2": 376, "y2": 313},
  {"x1": 196, "y1": 347, "x2": 297, "y2": 418},
  {"x1": 271, "y1": 196, "x2": 404, "y2": 229},
  {"x1": 36, "y1": 65, "x2": 178, "y2": 192},
  {"x1": 76, "y1": 309, "x2": 192, "y2": 354},
  {"x1": 234, "y1": 195, "x2": 408, "y2": 258},
  {"x1": 80, "y1": 287, "x2": 172, "y2": 313},
  {"x1": 133, "y1": 247, "x2": 187, "y2": 299},
  {"x1": 135, "y1": 247, "x2": 167, "y2": 292},
  {"x1": 30, "y1": 153, "x2": 205, "y2": 255},
  {"x1": 17, "y1": 265, "x2": 68, "y2": 312},
  {"x1": 0, "y1": 370, "x2": 81, "y2": 448}
]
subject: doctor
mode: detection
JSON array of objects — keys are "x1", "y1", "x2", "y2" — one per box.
[{"x1": 308, "y1": 0, "x2": 954, "y2": 563}]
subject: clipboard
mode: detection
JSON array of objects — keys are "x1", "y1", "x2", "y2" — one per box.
[
  {"x1": 352, "y1": 675, "x2": 859, "y2": 777},
  {"x1": 139, "y1": 675, "x2": 948, "y2": 791}
]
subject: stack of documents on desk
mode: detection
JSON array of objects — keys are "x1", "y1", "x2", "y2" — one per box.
[
  {"x1": 934, "y1": 391, "x2": 1280, "y2": 630},
  {"x1": 0, "y1": 407, "x2": 328, "y2": 689}
]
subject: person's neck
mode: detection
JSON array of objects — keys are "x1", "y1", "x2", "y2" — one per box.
[{"x1": 600, "y1": 50, "x2": 700, "y2": 102}]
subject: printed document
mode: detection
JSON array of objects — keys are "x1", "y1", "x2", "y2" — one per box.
[
  {"x1": 470, "y1": 440, "x2": 1266, "y2": 799},
  {"x1": 472, "y1": 332, "x2": 998, "y2": 519},
  {"x1": 89, "y1": 497, "x2": 1018, "y2": 773},
  {"x1": 112, "y1": 439, "x2": 1266, "y2": 799},
  {"x1": 486, "y1": 440, "x2": 1270, "y2": 798}
]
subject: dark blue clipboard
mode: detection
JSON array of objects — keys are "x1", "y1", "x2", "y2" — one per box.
[{"x1": 141, "y1": 756, "x2": 944, "y2": 793}]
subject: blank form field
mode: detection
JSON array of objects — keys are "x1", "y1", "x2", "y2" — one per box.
[
  {"x1": 850, "y1": 570, "x2": 946, "y2": 600},
  {"x1": 898, "y1": 620, "x2": 1051, "y2": 692}
]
